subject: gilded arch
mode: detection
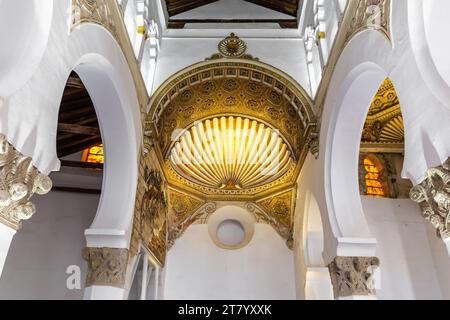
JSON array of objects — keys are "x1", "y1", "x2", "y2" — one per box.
[{"x1": 134, "y1": 38, "x2": 318, "y2": 262}]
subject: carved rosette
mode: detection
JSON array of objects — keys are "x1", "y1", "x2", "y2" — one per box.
[
  {"x1": 0, "y1": 134, "x2": 52, "y2": 230},
  {"x1": 410, "y1": 158, "x2": 450, "y2": 240},
  {"x1": 82, "y1": 247, "x2": 129, "y2": 288},
  {"x1": 328, "y1": 256, "x2": 380, "y2": 298}
]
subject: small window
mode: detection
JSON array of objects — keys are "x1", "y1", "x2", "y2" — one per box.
[
  {"x1": 82, "y1": 144, "x2": 104, "y2": 164},
  {"x1": 362, "y1": 155, "x2": 388, "y2": 197}
]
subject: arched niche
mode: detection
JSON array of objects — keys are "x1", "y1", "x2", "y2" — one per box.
[{"x1": 0, "y1": 0, "x2": 54, "y2": 97}]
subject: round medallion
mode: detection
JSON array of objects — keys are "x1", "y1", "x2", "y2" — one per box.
[{"x1": 218, "y1": 33, "x2": 247, "y2": 58}]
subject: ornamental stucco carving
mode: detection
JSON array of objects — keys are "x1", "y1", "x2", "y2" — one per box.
[
  {"x1": 328, "y1": 256, "x2": 380, "y2": 298},
  {"x1": 82, "y1": 247, "x2": 129, "y2": 288},
  {"x1": 71, "y1": 0, "x2": 117, "y2": 38},
  {"x1": 346, "y1": 0, "x2": 391, "y2": 43},
  {"x1": 0, "y1": 134, "x2": 52, "y2": 230},
  {"x1": 130, "y1": 145, "x2": 168, "y2": 265},
  {"x1": 410, "y1": 158, "x2": 450, "y2": 240}
]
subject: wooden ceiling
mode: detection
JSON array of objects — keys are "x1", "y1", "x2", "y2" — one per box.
[
  {"x1": 165, "y1": 0, "x2": 300, "y2": 28},
  {"x1": 57, "y1": 72, "x2": 102, "y2": 158}
]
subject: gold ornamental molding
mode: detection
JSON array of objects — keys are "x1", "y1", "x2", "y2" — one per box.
[
  {"x1": 130, "y1": 142, "x2": 167, "y2": 266},
  {"x1": 167, "y1": 189, "x2": 216, "y2": 248},
  {"x1": 70, "y1": 0, "x2": 148, "y2": 115},
  {"x1": 0, "y1": 134, "x2": 53, "y2": 230},
  {"x1": 361, "y1": 78, "x2": 404, "y2": 145},
  {"x1": 146, "y1": 44, "x2": 317, "y2": 201},
  {"x1": 246, "y1": 188, "x2": 296, "y2": 248}
]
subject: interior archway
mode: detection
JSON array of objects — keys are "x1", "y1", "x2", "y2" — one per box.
[{"x1": 0, "y1": 72, "x2": 102, "y2": 299}]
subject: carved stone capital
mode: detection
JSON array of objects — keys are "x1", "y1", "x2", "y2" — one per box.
[
  {"x1": 410, "y1": 158, "x2": 450, "y2": 240},
  {"x1": 328, "y1": 256, "x2": 380, "y2": 298},
  {"x1": 306, "y1": 131, "x2": 319, "y2": 159},
  {"x1": 82, "y1": 247, "x2": 129, "y2": 288},
  {"x1": 0, "y1": 134, "x2": 52, "y2": 230}
]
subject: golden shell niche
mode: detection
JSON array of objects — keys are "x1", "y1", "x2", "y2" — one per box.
[
  {"x1": 169, "y1": 116, "x2": 295, "y2": 191},
  {"x1": 148, "y1": 59, "x2": 316, "y2": 199}
]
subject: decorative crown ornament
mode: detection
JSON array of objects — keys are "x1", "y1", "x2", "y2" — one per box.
[{"x1": 206, "y1": 33, "x2": 258, "y2": 61}]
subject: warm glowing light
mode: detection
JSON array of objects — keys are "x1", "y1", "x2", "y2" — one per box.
[
  {"x1": 82, "y1": 144, "x2": 104, "y2": 164},
  {"x1": 169, "y1": 116, "x2": 294, "y2": 190},
  {"x1": 364, "y1": 157, "x2": 386, "y2": 197}
]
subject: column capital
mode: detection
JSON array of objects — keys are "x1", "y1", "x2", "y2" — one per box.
[
  {"x1": 82, "y1": 247, "x2": 129, "y2": 288},
  {"x1": 0, "y1": 134, "x2": 52, "y2": 230},
  {"x1": 328, "y1": 256, "x2": 380, "y2": 298},
  {"x1": 410, "y1": 158, "x2": 450, "y2": 240}
]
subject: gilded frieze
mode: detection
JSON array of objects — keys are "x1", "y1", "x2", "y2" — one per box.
[
  {"x1": 167, "y1": 189, "x2": 205, "y2": 248},
  {"x1": 361, "y1": 79, "x2": 404, "y2": 144},
  {"x1": 157, "y1": 77, "x2": 306, "y2": 159},
  {"x1": 130, "y1": 147, "x2": 167, "y2": 266}
]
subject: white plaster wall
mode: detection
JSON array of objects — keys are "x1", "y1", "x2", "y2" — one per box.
[
  {"x1": 164, "y1": 224, "x2": 296, "y2": 300},
  {"x1": 0, "y1": 191, "x2": 100, "y2": 300},
  {"x1": 425, "y1": 222, "x2": 450, "y2": 300},
  {"x1": 153, "y1": 38, "x2": 310, "y2": 95},
  {"x1": 361, "y1": 197, "x2": 446, "y2": 300}
]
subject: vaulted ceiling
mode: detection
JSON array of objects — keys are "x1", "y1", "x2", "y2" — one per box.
[{"x1": 165, "y1": 0, "x2": 301, "y2": 28}]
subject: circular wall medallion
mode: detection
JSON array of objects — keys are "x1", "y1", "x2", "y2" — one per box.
[
  {"x1": 218, "y1": 33, "x2": 247, "y2": 58},
  {"x1": 208, "y1": 205, "x2": 255, "y2": 250}
]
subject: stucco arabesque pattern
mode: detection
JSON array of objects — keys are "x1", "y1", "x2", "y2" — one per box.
[
  {"x1": 410, "y1": 158, "x2": 450, "y2": 240},
  {"x1": 328, "y1": 256, "x2": 380, "y2": 298},
  {"x1": 82, "y1": 247, "x2": 129, "y2": 288},
  {"x1": 0, "y1": 134, "x2": 52, "y2": 230}
]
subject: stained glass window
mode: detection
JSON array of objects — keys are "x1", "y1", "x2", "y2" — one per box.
[
  {"x1": 363, "y1": 156, "x2": 387, "y2": 197},
  {"x1": 82, "y1": 144, "x2": 104, "y2": 164}
]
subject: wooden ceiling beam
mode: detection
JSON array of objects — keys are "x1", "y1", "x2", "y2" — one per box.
[
  {"x1": 58, "y1": 123, "x2": 101, "y2": 136},
  {"x1": 165, "y1": 0, "x2": 220, "y2": 16},
  {"x1": 58, "y1": 106, "x2": 96, "y2": 123},
  {"x1": 243, "y1": 0, "x2": 299, "y2": 17},
  {"x1": 57, "y1": 136, "x2": 103, "y2": 158},
  {"x1": 168, "y1": 18, "x2": 298, "y2": 28}
]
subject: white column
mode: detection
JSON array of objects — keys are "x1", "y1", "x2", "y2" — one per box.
[
  {"x1": 0, "y1": 223, "x2": 15, "y2": 277},
  {"x1": 443, "y1": 238, "x2": 450, "y2": 257},
  {"x1": 305, "y1": 267, "x2": 334, "y2": 300},
  {"x1": 84, "y1": 286, "x2": 127, "y2": 300}
]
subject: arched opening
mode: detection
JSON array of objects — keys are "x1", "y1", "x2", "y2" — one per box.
[
  {"x1": 357, "y1": 77, "x2": 449, "y2": 299},
  {"x1": 0, "y1": 72, "x2": 103, "y2": 299}
]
